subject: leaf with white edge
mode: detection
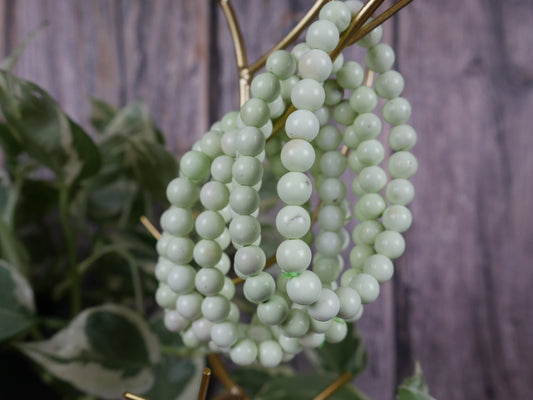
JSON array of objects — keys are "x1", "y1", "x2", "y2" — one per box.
[
  {"x1": 0, "y1": 260, "x2": 35, "y2": 341},
  {"x1": 90, "y1": 97, "x2": 118, "y2": 133},
  {"x1": 102, "y1": 101, "x2": 162, "y2": 143},
  {"x1": 396, "y1": 362, "x2": 437, "y2": 400},
  {"x1": 18, "y1": 304, "x2": 160, "y2": 399}
]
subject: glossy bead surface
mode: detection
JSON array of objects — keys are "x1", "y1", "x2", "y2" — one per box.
[
  {"x1": 167, "y1": 264, "x2": 196, "y2": 294},
  {"x1": 375, "y1": 70, "x2": 404, "y2": 99},
  {"x1": 382, "y1": 205, "x2": 413, "y2": 233},
  {"x1": 336, "y1": 61, "x2": 364, "y2": 89},
  {"x1": 389, "y1": 124, "x2": 417, "y2": 151},
  {"x1": 232, "y1": 156, "x2": 263, "y2": 186},
  {"x1": 193, "y1": 239, "x2": 222, "y2": 268},
  {"x1": 374, "y1": 230, "x2": 406, "y2": 259},
  {"x1": 240, "y1": 98, "x2": 270, "y2": 128},
  {"x1": 195, "y1": 267, "x2": 224, "y2": 296},
  {"x1": 285, "y1": 109, "x2": 320, "y2": 141},
  {"x1": 281, "y1": 139, "x2": 315, "y2": 172},
  {"x1": 298, "y1": 49, "x2": 332, "y2": 82},
  {"x1": 230, "y1": 339, "x2": 258, "y2": 366},
  {"x1": 277, "y1": 172, "x2": 312, "y2": 205},
  {"x1": 349, "y1": 86, "x2": 378, "y2": 113},
  {"x1": 388, "y1": 151, "x2": 418, "y2": 179},
  {"x1": 179, "y1": 151, "x2": 210, "y2": 182},
  {"x1": 308, "y1": 288, "x2": 340, "y2": 321},
  {"x1": 291, "y1": 78, "x2": 325, "y2": 111},
  {"x1": 195, "y1": 210, "x2": 225, "y2": 240},
  {"x1": 335, "y1": 286, "x2": 362, "y2": 320},
  {"x1": 251, "y1": 72, "x2": 281, "y2": 102},
  {"x1": 229, "y1": 215, "x2": 261, "y2": 246},
  {"x1": 243, "y1": 272, "x2": 275, "y2": 303},
  {"x1": 160, "y1": 207, "x2": 194, "y2": 236},
  {"x1": 276, "y1": 205, "x2": 311, "y2": 239},
  {"x1": 281, "y1": 309, "x2": 310, "y2": 338},
  {"x1": 363, "y1": 254, "x2": 394, "y2": 283},
  {"x1": 350, "y1": 273, "x2": 380, "y2": 304},
  {"x1": 266, "y1": 50, "x2": 296, "y2": 80},
  {"x1": 166, "y1": 177, "x2": 199, "y2": 208},
  {"x1": 286, "y1": 270, "x2": 322, "y2": 305},
  {"x1": 306, "y1": 20, "x2": 340, "y2": 52},
  {"x1": 386, "y1": 178, "x2": 415, "y2": 205},
  {"x1": 383, "y1": 97, "x2": 412, "y2": 125},
  {"x1": 259, "y1": 340, "x2": 283, "y2": 367},
  {"x1": 276, "y1": 239, "x2": 312, "y2": 273},
  {"x1": 257, "y1": 295, "x2": 289, "y2": 325},
  {"x1": 366, "y1": 43, "x2": 395, "y2": 73}
]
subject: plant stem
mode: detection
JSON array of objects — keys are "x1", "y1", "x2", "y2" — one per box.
[{"x1": 59, "y1": 183, "x2": 80, "y2": 316}]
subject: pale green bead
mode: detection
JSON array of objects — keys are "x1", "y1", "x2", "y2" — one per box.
[
  {"x1": 227, "y1": 302, "x2": 240, "y2": 322},
  {"x1": 286, "y1": 270, "x2": 322, "y2": 305},
  {"x1": 268, "y1": 95, "x2": 286, "y2": 119},
  {"x1": 271, "y1": 153, "x2": 289, "y2": 178},
  {"x1": 312, "y1": 256, "x2": 342, "y2": 284},
  {"x1": 375, "y1": 70, "x2": 404, "y2": 99},
  {"x1": 155, "y1": 257, "x2": 174, "y2": 282},
  {"x1": 164, "y1": 310, "x2": 189, "y2": 332},
  {"x1": 309, "y1": 316, "x2": 333, "y2": 333},
  {"x1": 243, "y1": 272, "x2": 275, "y2": 304},
  {"x1": 353, "y1": 219, "x2": 384, "y2": 245},
  {"x1": 193, "y1": 318, "x2": 215, "y2": 342},
  {"x1": 340, "y1": 268, "x2": 359, "y2": 287},
  {"x1": 229, "y1": 215, "x2": 261, "y2": 246},
  {"x1": 161, "y1": 207, "x2": 194, "y2": 236},
  {"x1": 177, "y1": 292, "x2": 203, "y2": 319},
  {"x1": 356, "y1": 139, "x2": 385, "y2": 166},
  {"x1": 357, "y1": 21, "x2": 383, "y2": 48},
  {"x1": 200, "y1": 181, "x2": 229, "y2": 210},
  {"x1": 281, "y1": 139, "x2": 315, "y2": 172},
  {"x1": 349, "y1": 244, "x2": 375, "y2": 268},
  {"x1": 314, "y1": 106, "x2": 331, "y2": 126},
  {"x1": 219, "y1": 276, "x2": 235, "y2": 300},
  {"x1": 280, "y1": 76, "x2": 300, "y2": 101},
  {"x1": 278, "y1": 333, "x2": 303, "y2": 354},
  {"x1": 298, "y1": 48, "x2": 332, "y2": 82},
  {"x1": 318, "y1": 204, "x2": 345, "y2": 231},
  {"x1": 251, "y1": 72, "x2": 281, "y2": 102},
  {"x1": 333, "y1": 100, "x2": 357, "y2": 125},
  {"x1": 201, "y1": 130, "x2": 223, "y2": 159},
  {"x1": 350, "y1": 273, "x2": 380, "y2": 303},
  {"x1": 319, "y1": 1, "x2": 351, "y2": 32},
  {"x1": 201, "y1": 295, "x2": 230, "y2": 322},
  {"x1": 316, "y1": 125, "x2": 342, "y2": 150},
  {"x1": 363, "y1": 254, "x2": 393, "y2": 283},
  {"x1": 291, "y1": 78, "x2": 325, "y2": 111},
  {"x1": 374, "y1": 230, "x2": 405, "y2": 259},
  {"x1": 345, "y1": 0, "x2": 364, "y2": 15},
  {"x1": 235, "y1": 126, "x2": 265, "y2": 156},
  {"x1": 388, "y1": 151, "x2": 418, "y2": 179},
  {"x1": 383, "y1": 97, "x2": 412, "y2": 125},
  {"x1": 276, "y1": 239, "x2": 312, "y2": 273},
  {"x1": 389, "y1": 124, "x2": 417, "y2": 151},
  {"x1": 193, "y1": 239, "x2": 222, "y2": 268},
  {"x1": 291, "y1": 42, "x2": 310, "y2": 61},
  {"x1": 386, "y1": 178, "x2": 415, "y2": 205},
  {"x1": 230, "y1": 338, "x2": 258, "y2": 366},
  {"x1": 325, "y1": 318, "x2": 348, "y2": 343},
  {"x1": 155, "y1": 284, "x2": 178, "y2": 309},
  {"x1": 195, "y1": 210, "x2": 225, "y2": 240},
  {"x1": 230, "y1": 185, "x2": 259, "y2": 215},
  {"x1": 210, "y1": 121, "x2": 223, "y2": 132},
  {"x1": 336, "y1": 61, "x2": 364, "y2": 89},
  {"x1": 266, "y1": 50, "x2": 296, "y2": 80},
  {"x1": 210, "y1": 155, "x2": 234, "y2": 183},
  {"x1": 349, "y1": 86, "x2": 378, "y2": 113},
  {"x1": 285, "y1": 109, "x2": 320, "y2": 141},
  {"x1": 156, "y1": 234, "x2": 171, "y2": 257},
  {"x1": 299, "y1": 332, "x2": 326, "y2": 348},
  {"x1": 276, "y1": 172, "x2": 312, "y2": 205},
  {"x1": 276, "y1": 205, "x2": 311, "y2": 239},
  {"x1": 259, "y1": 340, "x2": 283, "y2": 368},
  {"x1": 166, "y1": 177, "x2": 199, "y2": 208},
  {"x1": 257, "y1": 295, "x2": 289, "y2": 325},
  {"x1": 214, "y1": 252, "x2": 231, "y2": 275},
  {"x1": 324, "y1": 79, "x2": 344, "y2": 106},
  {"x1": 181, "y1": 328, "x2": 201, "y2": 348},
  {"x1": 234, "y1": 245, "x2": 265, "y2": 277},
  {"x1": 281, "y1": 309, "x2": 310, "y2": 338},
  {"x1": 318, "y1": 177, "x2": 346, "y2": 204},
  {"x1": 351, "y1": 177, "x2": 367, "y2": 198},
  {"x1": 221, "y1": 111, "x2": 239, "y2": 131},
  {"x1": 240, "y1": 98, "x2": 270, "y2": 128},
  {"x1": 365, "y1": 43, "x2": 395, "y2": 73},
  {"x1": 332, "y1": 52, "x2": 344, "y2": 74},
  {"x1": 358, "y1": 166, "x2": 387, "y2": 193},
  {"x1": 316, "y1": 230, "x2": 343, "y2": 257},
  {"x1": 320, "y1": 150, "x2": 347, "y2": 177},
  {"x1": 211, "y1": 322, "x2": 238, "y2": 348},
  {"x1": 347, "y1": 151, "x2": 364, "y2": 174},
  {"x1": 335, "y1": 286, "x2": 362, "y2": 320},
  {"x1": 166, "y1": 236, "x2": 194, "y2": 264},
  {"x1": 355, "y1": 193, "x2": 386, "y2": 220},
  {"x1": 308, "y1": 288, "x2": 340, "y2": 322},
  {"x1": 342, "y1": 125, "x2": 359, "y2": 149},
  {"x1": 306, "y1": 20, "x2": 340, "y2": 52},
  {"x1": 265, "y1": 135, "x2": 282, "y2": 157},
  {"x1": 352, "y1": 112, "x2": 382, "y2": 140},
  {"x1": 232, "y1": 156, "x2": 263, "y2": 186},
  {"x1": 382, "y1": 205, "x2": 412, "y2": 233},
  {"x1": 220, "y1": 129, "x2": 237, "y2": 156},
  {"x1": 180, "y1": 151, "x2": 210, "y2": 182}
]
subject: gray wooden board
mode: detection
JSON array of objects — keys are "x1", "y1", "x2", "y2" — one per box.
[{"x1": 1, "y1": 0, "x2": 532, "y2": 398}]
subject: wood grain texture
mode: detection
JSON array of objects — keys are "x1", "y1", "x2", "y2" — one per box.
[{"x1": 1, "y1": 0, "x2": 532, "y2": 399}]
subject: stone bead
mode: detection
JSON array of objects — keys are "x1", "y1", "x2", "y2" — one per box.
[
  {"x1": 240, "y1": 98, "x2": 270, "y2": 128},
  {"x1": 349, "y1": 86, "x2": 378, "y2": 113},
  {"x1": 251, "y1": 72, "x2": 281, "y2": 102},
  {"x1": 349, "y1": 273, "x2": 380, "y2": 303},
  {"x1": 276, "y1": 239, "x2": 312, "y2": 273},
  {"x1": 389, "y1": 124, "x2": 417, "y2": 151},
  {"x1": 281, "y1": 139, "x2": 316, "y2": 172},
  {"x1": 291, "y1": 78, "x2": 326, "y2": 111},
  {"x1": 285, "y1": 109, "x2": 320, "y2": 141},
  {"x1": 277, "y1": 171, "x2": 313, "y2": 205},
  {"x1": 336, "y1": 61, "x2": 364, "y2": 89},
  {"x1": 375, "y1": 70, "x2": 405, "y2": 99},
  {"x1": 388, "y1": 151, "x2": 418, "y2": 179},
  {"x1": 316, "y1": 125, "x2": 342, "y2": 150},
  {"x1": 352, "y1": 112, "x2": 382, "y2": 141},
  {"x1": 349, "y1": 243, "x2": 375, "y2": 268},
  {"x1": 383, "y1": 97, "x2": 412, "y2": 125},
  {"x1": 382, "y1": 205, "x2": 413, "y2": 233},
  {"x1": 374, "y1": 230, "x2": 406, "y2": 259},
  {"x1": 363, "y1": 254, "x2": 394, "y2": 283},
  {"x1": 179, "y1": 151, "x2": 210, "y2": 182},
  {"x1": 266, "y1": 50, "x2": 296, "y2": 80},
  {"x1": 365, "y1": 43, "x2": 395, "y2": 73},
  {"x1": 356, "y1": 139, "x2": 385, "y2": 166},
  {"x1": 386, "y1": 178, "x2": 415, "y2": 205},
  {"x1": 333, "y1": 100, "x2": 357, "y2": 125},
  {"x1": 298, "y1": 49, "x2": 332, "y2": 82},
  {"x1": 306, "y1": 20, "x2": 340, "y2": 52},
  {"x1": 319, "y1": 1, "x2": 351, "y2": 32}
]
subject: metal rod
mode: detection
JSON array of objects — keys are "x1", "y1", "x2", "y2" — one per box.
[{"x1": 197, "y1": 368, "x2": 212, "y2": 400}]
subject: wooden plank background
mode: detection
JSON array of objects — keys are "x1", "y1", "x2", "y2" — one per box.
[{"x1": 1, "y1": 0, "x2": 532, "y2": 398}]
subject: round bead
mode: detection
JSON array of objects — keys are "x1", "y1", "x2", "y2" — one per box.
[
  {"x1": 221, "y1": 111, "x2": 239, "y2": 131},
  {"x1": 195, "y1": 210, "x2": 225, "y2": 240},
  {"x1": 201, "y1": 131, "x2": 223, "y2": 159},
  {"x1": 160, "y1": 207, "x2": 194, "y2": 236},
  {"x1": 374, "y1": 230, "x2": 406, "y2": 259},
  {"x1": 388, "y1": 151, "x2": 418, "y2": 179},
  {"x1": 349, "y1": 244, "x2": 375, "y2": 268},
  {"x1": 280, "y1": 139, "x2": 315, "y2": 172},
  {"x1": 268, "y1": 95, "x2": 285, "y2": 119},
  {"x1": 258, "y1": 340, "x2": 283, "y2": 368},
  {"x1": 234, "y1": 245, "x2": 266, "y2": 277},
  {"x1": 292, "y1": 43, "x2": 310, "y2": 61},
  {"x1": 166, "y1": 177, "x2": 199, "y2": 208},
  {"x1": 383, "y1": 97, "x2": 412, "y2": 125},
  {"x1": 277, "y1": 172, "x2": 312, "y2": 205},
  {"x1": 232, "y1": 156, "x2": 263, "y2": 186},
  {"x1": 193, "y1": 239, "x2": 222, "y2": 268},
  {"x1": 291, "y1": 79, "x2": 325, "y2": 111},
  {"x1": 210, "y1": 155, "x2": 234, "y2": 183},
  {"x1": 318, "y1": 205, "x2": 345, "y2": 231},
  {"x1": 357, "y1": 166, "x2": 387, "y2": 193},
  {"x1": 281, "y1": 309, "x2": 310, "y2": 338},
  {"x1": 220, "y1": 129, "x2": 237, "y2": 156},
  {"x1": 164, "y1": 310, "x2": 189, "y2": 332},
  {"x1": 243, "y1": 272, "x2": 275, "y2": 303},
  {"x1": 176, "y1": 292, "x2": 203, "y2": 320},
  {"x1": 318, "y1": 177, "x2": 346, "y2": 204},
  {"x1": 352, "y1": 113, "x2": 382, "y2": 141},
  {"x1": 356, "y1": 139, "x2": 385, "y2": 166},
  {"x1": 235, "y1": 126, "x2": 266, "y2": 156},
  {"x1": 155, "y1": 284, "x2": 178, "y2": 309},
  {"x1": 240, "y1": 98, "x2": 270, "y2": 128},
  {"x1": 230, "y1": 339, "x2": 258, "y2": 366},
  {"x1": 382, "y1": 205, "x2": 412, "y2": 233},
  {"x1": 251, "y1": 72, "x2": 281, "y2": 102},
  {"x1": 350, "y1": 273, "x2": 380, "y2": 304},
  {"x1": 336, "y1": 61, "x2": 364, "y2": 89},
  {"x1": 312, "y1": 256, "x2": 342, "y2": 284},
  {"x1": 214, "y1": 252, "x2": 231, "y2": 275},
  {"x1": 324, "y1": 79, "x2": 344, "y2": 106},
  {"x1": 306, "y1": 20, "x2": 340, "y2": 52},
  {"x1": 167, "y1": 264, "x2": 196, "y2": 294},
  {"x1": 181, "y1": 328, "x2": 200, "y2": 348},
  {"x1": 335, "y1": 286, "x2": 362, "y2": 320},
  {"x1": 316, "y1": 230, "x2": 343, "y2": 257},
  {"x1": 191, "y1": 318, "x2": 214, "y2": 342},
  {"x1": 229, "y1": 185, "x2": 260, "y2": 215},
  {"x1": 389, "y1": 125, "x2": 417, "y2": 151},
  {"x1": 211, "y1": 322, "x2": 238, "y2": 348},
  {"x1": 276, "y1": 239, "x2": 312, "y2": 273},
  {"x1": 363, "y1": 254, "x2": 394, "y2": 283},
  {"x1": 195, "y1": 267, "x2": 224, "y2": 296},
  {"x1": 286, "y1": 270, "x2": 322, "y2": 305},
  {"x1": 320, "y1": 150, "x2": 347, "y2": 177},
  {"x1": 340, "y1": 268, "x2": 359, "y2": 287},
  {"x1": 298, "y1": 49, "x2": 332, "y2": 82},
  {"x1": 166, "y1": 236, "x2": 194, "y2": 264},
  {"x1": 278, "y1": 334, "x2": 303, "y2": 354},
  {"x1": 319, "y1": 1, "x2": 351, "y2": 32},
  {"x1": 219, "y1": 276, "x2": 236, "y2": 300},
  {"x1": 280, "y1": 75, "x2": 300, "y2": 101},
  {"x1": 357, "y1": 22, "x2": 383, "y2": 48},
  {"x1": 325, "y1": 319, "x2": 348, "y2": 343},
  {"x1": 201, "y1": 295, "x2": 230, "y2": 322},
  {"x1": 308, "y1": 288, "x2": 340, "y2": 322},
  {"x1": 229, "y1": 215, "x2": 261, "y2": 246},
  {"x1": 375, "y1": 70, "x2": 405, "y2": 99},
  {"x1": 333, "y1": 100, "x2": 357, "y2": 125},
  {"x1": 276, "y1": 205, "x2": 311, "y2": 239},
  {"x1": 299, "y1": 332, "x2": 326, "y2": 348},
  {"x1": 349, "y1": 86, "x2": 378, "y2": 113},
  {"x1": 155, "y1": 258, "x2": 174, "y2": 282},
  {"x1": 285, "y1": 109, "x2": 320, "y2": 141},
  {"x1": 353, "y1": 220, "x2": 384, "y2": 245},
  {"x1": 257, "y1": 294, "x2": 289, "y2": 325},
  {"x1": 386, "y1": 178, "x2": 415, "y2": 205},
  {"x1": 179, "y1": 151, "x2": 210, "y2": 182},
  {"x1": 316, "y1": 125, "x2": 342, "y2": 151},
  {"x1": 355, "y1": 193, "x2": 386, "y2": 220},
  {"x1": 365, "y1": 43, "x2": 395, "y2": 73},
  {"x1": 266, "y1": 50, "x2": 297, "y2": 80},
  {"x1": 315, "y1": 106, "x2": 331, "y2": 126}
]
